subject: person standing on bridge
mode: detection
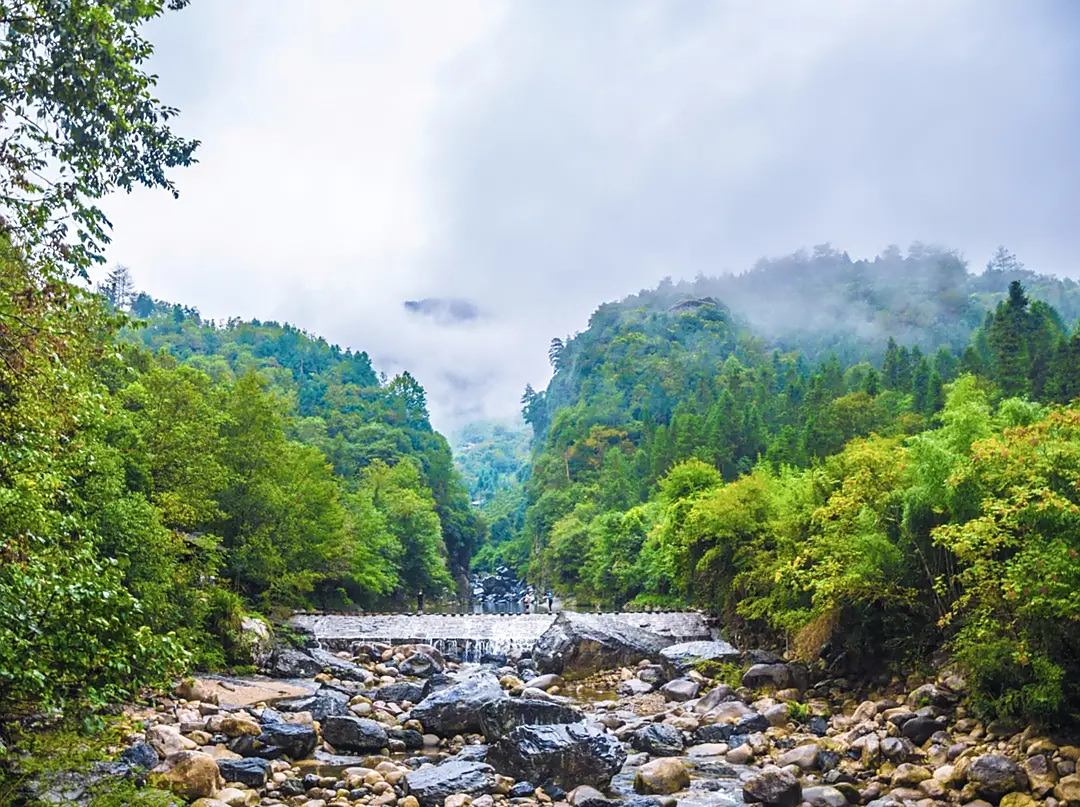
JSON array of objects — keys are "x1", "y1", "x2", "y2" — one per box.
[
  {"x1": 546, "y1": 590, "x2": 554, "y2": 613},
  {"x1": 417, "y1": 589, "x2": 424, "y2": 613}
]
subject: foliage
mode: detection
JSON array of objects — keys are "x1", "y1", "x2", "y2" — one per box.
[{"x1": 0, "y1": 0, "x2": 198, "y2": 275}]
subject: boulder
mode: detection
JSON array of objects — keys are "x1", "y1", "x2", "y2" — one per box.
[
  {"x1": 147, "y1": 724, "x2": 197, "y2": 756},
  {"x1": 1055, "y1": 775, "x2": 1080, "y2": 806},
  {"x1": 276, "y1": 690, "x2": 350, "y2": 722},
  {"x1": 400, "y1": 652, "x2": 444, "y2": 678},
  {"x1": 217, "y1": 757, "x2": 271, "y2": 788},
  {"x1": 375, "y1": 681, "x2": 426, "y2": 704},
  {"x1": 533, "y1": 612, "x2": 673, "y2": 678},
  {"x1": 478, "y1": 698, "x2": 584, "y2": 741},
  {"x1": 742, "y1": 663, "x2": 807, "y2": 692},
  {"x1": 777, "y1": 742, "x2": 819, "y2": 770},
  {"x1": 119, "y1": 741, "x2": 160, "y2": 771},
  {"x1": 901, "y1": 715, "x2": 944, "y2": 746},
  {"x1": 659, "y1": 640, "x2": 741, "y2": 673},
  {"x1": 231, "y1": 722, "x2": 317, "y2": 759},
  {"x1": 151, "y1": 751, "x2": 223, "y2": 801},
  {"x1": 693, "y1": 685, "x2": 738, "y2": 713},
  {"x1": 618, "y1": 679, "x2": 654, "y2": 696},
  {"x1": 968, "y1": 755, "x2": 1029, "y2": 801},
  {"x1": 268, "y1": 646, "x2": 322, "y2": 678},
  {"x1": 489, "y1": 721, "x2": 627, "y2": 790},
  {"x1": 659, "y1": 678, "x2": 700, "y2": 702},
  {"x1": 404, "y1": 760, "x2": 496, "y2": 807},
  {"x1": 631, "y1": 724, "x2": 685, "y2": 757},
  {"x1": 310, "y1": 647, "x2": 370, "y2": 681},
  {"x1": 411, "y1": 673, "x2": 506, "y2": 736},
  {"x1": 236, "y1": 615, "x2": 274, "y2": 670},
  {"x1": 743, "y1": 766, "x2": 802, "y2": 807},
  {"x1": 634, "y1": 758, "x2": 690, "y2": 795},
  {"x1": 321, "y1": 715, "x2": 388, "y2": 752}
]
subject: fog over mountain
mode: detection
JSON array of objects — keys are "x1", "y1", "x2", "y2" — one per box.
[{"x1": 100, "y1": 1, "x2": 1080, "y2": 428}]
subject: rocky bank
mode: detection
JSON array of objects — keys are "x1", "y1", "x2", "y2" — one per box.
[{"x1": 14, "y1": 615, "x2": 1080, "y2": 807}]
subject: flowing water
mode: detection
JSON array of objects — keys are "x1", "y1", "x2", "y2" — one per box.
[{"x1": 290, "y1": 610, "x2": 714, "y2": 661}]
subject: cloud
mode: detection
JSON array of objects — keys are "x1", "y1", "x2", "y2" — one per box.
[
  {"x1": 101, "y1": 0, "x2": 1080, "y2": 429},
  {"x1": 404, "y1": 298, "x2": 482, "y2": 325}
]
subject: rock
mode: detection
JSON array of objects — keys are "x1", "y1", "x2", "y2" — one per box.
[
  {"x1": 726, "y1": 744, "x2": 754, "y2": 764},
  {"x1": 400, "y1": 652, "x2": 444, "y2": 677},
  {"x1": 631, "y1": 724, "x2": 685, "y2": 756},
  {"x1": 634, "y1": 758, "x2": 690, "y2": 795},
  {"x1": 119, "y1": 741, "x2": 160, "y2": 771},
  {"x1": 151, "y1": 751, "x2": 224, "y2": 800},
  {"x1": 527, "y1": 674, "x2": 563, "y2": 692},
  {"x1": 533, "y1": 612, "x2": 673, "y2": 678},
  {"x1": 242, "y1": 722, "x2": 317, "y2": 759},
  {"x1": 217, "y1": 757, "x2": 271, "y2": 788},
  {"x1": 147, "y1": 724, "x2": 197, "y2": 756},
  {"x1": 968, "y1": 755, "x2": 1029, "y2": 801},
  {"x1": 176, "y1": 678, "x2": 221, "y2": 704},
  {"x1": 322, "y1": 715, "x2": 388, "y2": 752},
  {"x1": 1055, "y1": 774, "x2": 1080, "y2": 805},
  {"x1": 892, "y1": 765, "x2": 933, "y2": 788},
  {"x1": 237, "y1": 615, "x2": 274, "y2": 670},
  {"x1": 659, "y1": 678, "x2": 700, "y2": 702},
  {"x1": 688, "y1": 743, "x2": 729, "y2": 757},
  {"x1": 375, "y1": 681, "x2": 426, "y2": 704},
  {"x1": 618, "y1": 678, "x2": 655, "y2": 696},
  {"x1": 277, "y1": 690, "x2": 350, "y2": 721},
  {"x1": 658, "y1": 640, "x2": 741, "y2": 673},
  {"x1": 220, "y1": 716, "x2": 261, "y2": 738},
  {"x1": 802, "y1": 785, "x2": 849, "y2": 807},
  {"x1": 411, "y1": 673, "x2": 507, "y2": 736},
  {"x1": 310, "y1": 647, "x2": 370, "y2": 681},
  {"x1": 489, "y1": 721, "x2": 627, "y2": 790},
  {"x1": 509, "y1": 781, "x2": 537, "y2": 798},
  {"x1": 693, "y1": 685, "x2": 738, "y2": 713},
  {"x1": 703, "y1": 700, "x2": 754, "y2": 723},
  {"x1": 269, "y1": 646, "x2": 323, "y2": 678},
  {"x1": 743, "y1": 766, "x2": 802, "y2": 807},
  {"x1": 742, "y1": 663, "x2": 806, "y2": 692},
  {"x1": 478, "y1": 698, "x2": 585, "y2": 741},
  {"x1": 777, "y1": 742, "x2": 819, "y2": 770},
  {"x1": 902, "y1": 716, "x2": 943, "y2": 746},
  {"x1": 694, "y1": 724, "x2": 735, "y2": 744},
  {"x1": 999, "y1": 794, "x2": 1038, "y2": 807},
  {"x1": 404, "y1": 760, "x2": 496, "y2": 807},
  {"x1": 444, "y1": 795, "x2": 471, "y2": 807},
  {"x1": 568, "y1": 785, "x2": 608, "y2": 806}
]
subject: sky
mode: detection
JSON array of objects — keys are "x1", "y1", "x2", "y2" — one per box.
[{"x1": 101, "y1": 0, "x2": 1080, "y2": 430}]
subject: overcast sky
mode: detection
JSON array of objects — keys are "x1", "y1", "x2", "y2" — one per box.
[{"x1": 101, "y1": 0, "x2": 1080, "y2": 429}]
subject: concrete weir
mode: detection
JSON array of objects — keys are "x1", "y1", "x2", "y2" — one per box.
[{"x1": 289, "y1": 611, "x2": 713, "y2": 661}]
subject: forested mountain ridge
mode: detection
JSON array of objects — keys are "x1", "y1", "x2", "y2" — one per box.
[
  {"x1": 516, "y1": 245, "x2": 1080, "y2": 723},
  {"x1": 122, "y1": 290, "x2": 483, "y2": 581}
]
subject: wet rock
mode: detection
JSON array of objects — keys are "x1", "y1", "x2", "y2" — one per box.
[
  {"x1": 743, "y1": 766, "x2": 802, "y2": 807},
  {"x1": 269, "y1": 646, "x2": 322, "y2": 678},
  {"x1": 404, "y1": 760, "x2": 496, "y2": 807},
  {"x1": 736, "y1": 712, "x2": 770, "y2": 734},
  {"x1": 490, "y1": 721, "x2": 627, "y2": 790},
  {"x1": 693, "y1": 724, "x2": 735, "y2": 744},
  {"x1": 659, "y1": 640, "x2": 741, "y2": 674},
  {"x1": 509, "y1": 781, "x2": 537, "y2": 798},
  {"x1": 478, "y1": 697, "x2": 584, "y2": 741},
  {"x1": 411, "y1": 672, "x2": 507, "y2": 736},
  {"x1": 659, "y1": 678, "x2": 700, "y2": 702},
  {"x1": 533, "y1": 612, "x2": 673, "y2": 678},
  {"x1": 310, "y1": 647, "x2": 370, "y2": 681},
  {"x1": 527, "y1": 674, "x2": 563, "y2": 692},
  {"x1": 322, "y1": 715, "x2": 388, "y2": 752},
  {"x1": 631, "y1": 724, "x2": 685, "y2": 757},
  {"x1": 150, "y1": 751, "x2": 223, "y2": 800},
  {"x1": 634, "y1": 758, "x2": 690, "y2": 795},
  {"x1": 217, "y1": 757, "x2": 271, "y2": 788},
  {"x1": 968, "y1": 755, "x2": 1029, "y2": 801}
]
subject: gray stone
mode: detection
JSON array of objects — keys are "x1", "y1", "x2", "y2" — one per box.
[
  {"x1": 489, "y1": 721, "x2": 627, "y2": 790},
  {"x1": 631, "y1": 723, "x2": 685, "y2": 757},
  {"x1": 659, "y1": 640, "x2": 741, "y2": 673},
  {"x1": 404, "y1": 760, "x2": 496, "y2": 807},
  {"x1": 533, "y1": 612, "x2": 673, "y2": 678},
  {"x1": 321, "y1": 715, "x2": 388, "y2": 752},
  {"x1": 218, "y1": 757, "x2": 271, "y2": 788},
  {"x1": 743, "y1": 766, "x2": 802, "y2": 807},
  {"x1": 659, "y1": 678, "x2": 700, "y2": 702},
  {"x1": 968, "y1": 755, "x2": 1029, "y2": 801},
  {"x1": 478, "y1": 698, "x2": 584, "y2": 742},
  {"x1": 802, "y1": 785, "x2": 849, "y2": 807},
  {"x1": 411, "y1": 672, "x2": 507, "y2": 736}
]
